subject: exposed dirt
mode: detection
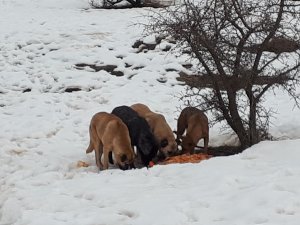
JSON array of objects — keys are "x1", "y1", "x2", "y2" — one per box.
[
  {"x1": 177, "y1": 72, "x2": 291, "y2": 91},
  {"x1": 196, "y1": 145, "x2": 244, "y2": 157},
  {"x1": 74, "y1": 63, "x2": 124, "y2": 76}
]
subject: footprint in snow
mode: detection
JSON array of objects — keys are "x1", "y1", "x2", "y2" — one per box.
[
  {"x1": 118, "y1": 210, "x2": 138, "y2": 218},
  {"x1": 276, "y1": 208, "x2": 295, "y2": 215},
  {"x1": 253, "y1": 217, "x2": 269, "y2": 224}
]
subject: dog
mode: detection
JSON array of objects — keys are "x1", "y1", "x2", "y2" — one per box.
[
  {"x1": 175, "y1": 107, "x2": 209, "y2": 154},
  {"x1": 131, "y1": 103, "x2": 177, "y2": 158},
  {"x1": 85, "y1": 112, "x2": 135, "y2": 170},
  {"x1": 111, "y1": 105, "x2": 158, "y2": 167}
]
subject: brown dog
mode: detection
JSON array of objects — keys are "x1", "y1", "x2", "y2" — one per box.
[
  {"x1": 176, "y1": 107, "x2": 209, "y2": 154},
  {"x1": 131, "y1": 103, "x2": 177, "y2": 157},
  {"x1": 85, "y1": 112, "x2": 135, "y2": 170}
]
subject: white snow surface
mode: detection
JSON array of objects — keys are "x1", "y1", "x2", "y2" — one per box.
[{"x1": 1, "y1": 0, "x2": 300, "y2": 224}]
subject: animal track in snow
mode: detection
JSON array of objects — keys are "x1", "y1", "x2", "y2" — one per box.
[
  {"x1": 253, "y1": 217, "x2": 269, "y2": 224},
  {"x1": 118, "y1": 210, "x2": 138, "y2": 218},
  {"x1": 276, "y1": 208, "x2": 295, "y2": 215},
  {"x1": 8, "y1": 148, "x2": 28, "y2": 156}
]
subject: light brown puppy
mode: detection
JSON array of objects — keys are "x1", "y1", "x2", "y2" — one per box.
[
  {"x1": 85, "y1": 112, "x2": 135, "y2": 170},
  {"x1": 131, "y1": 103, "x2": 177, "y2": 157},
  {"x1": 176, "y1": 107, "x2": 209, "y2": 154}
]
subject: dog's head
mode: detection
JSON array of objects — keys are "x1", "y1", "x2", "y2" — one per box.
[
  {"x1": 138, "y1": 132, "x2": 159, "y2": 166},
  {"x1": 115, "y1": 151, "x2": 135, "y2": 170},
  {"x1": 159, "y1": 138, "x2": 177, "y2": 158},
  {"x1": 180, "y1": 135, "x2": 195, "y2": 154},
  {"x1": 174, "y1": 131, "x2": 195, "y2": 154}
]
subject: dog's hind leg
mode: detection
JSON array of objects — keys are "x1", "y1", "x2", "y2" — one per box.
[
  {"x1": 102, "y1": 146, "x2": 110, "y2": 170},
  {"x1": 203, "y1": 136, "x2": 209, "y2": 153},
  {"x1": 94, "y1": 142, "x2": 104, "y2": 170}
]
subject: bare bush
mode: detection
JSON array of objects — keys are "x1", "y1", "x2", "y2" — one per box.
[
  {"x1": 146, "y1": 0, "x2": 300, "y2": 149},
  {"x1": 89, "y1": 0, "x2": 172, "y2": 8},
  {"x1": 89, "y1": 0, "x2": 141, "y2": 8}
]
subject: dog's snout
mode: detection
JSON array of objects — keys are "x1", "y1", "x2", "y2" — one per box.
[
  {"x1": 120, "y1": 164, "x2": 129, "y2": 170},
  {"x1": 119, "y1": 162, "x2": 135, "y2": 170},
  {"x1": 167, "y1": 150, "x2": 174, "y2": 156},
  {"x1": 129, "y1": 163, "x2": 135, "y2": 169}
]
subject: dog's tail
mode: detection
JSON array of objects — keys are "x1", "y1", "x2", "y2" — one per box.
[
  {"x1": 86, "y1": 141, "x2": 93, "y2": 154},
  {"x1": 86, "y1": 125, "x2": 94, "y2": 153}
]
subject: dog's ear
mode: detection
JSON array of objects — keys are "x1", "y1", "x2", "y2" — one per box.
[
  {"x1": 176, "y1": 138, "x2": 182, "y2": 145},
  {"x1": 120, "y1": 154, "x2": 127, "y2": 163},
  {"x1": 175, "y1": 134, "x2": 184, "y2": 145},
  {"x1": 160, "y1": 139, "x2": 168, "y2": 148},
  {"x1": 174, "y1": 131, "x2": 183, "y2": 139}
]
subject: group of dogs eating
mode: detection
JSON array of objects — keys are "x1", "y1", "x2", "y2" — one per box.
[{"x1": 85, "y1": 103, "x2": 209, "y2": 170}]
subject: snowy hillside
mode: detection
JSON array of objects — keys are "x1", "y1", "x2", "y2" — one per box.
[{"x1": 1, "y1": 0, "x2": 300, "y2": 224}]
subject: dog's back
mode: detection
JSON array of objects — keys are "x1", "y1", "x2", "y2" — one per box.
[
  {"x1": 86, "y1": 112, "x2": 112, "y2": 154},
  {"x1": 111, "y1": 106, "x2": 158, "y2": 166},
  {"x1": 177, "y1": 107, "x2": 206, "y2": 135},
  {"x1": 111, "y1": 106, "x2": 142, "y2": 144},
  {"x1": 131, "y1": 103, "x2": 177, "y2": 157},
  {"x1": 131, "y1": 103, "x2": 152, "y2": 117}
]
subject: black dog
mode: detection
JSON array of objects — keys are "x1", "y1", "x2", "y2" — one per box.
[{"x1": 111, "y1": 106, "x2": 158, "y2": 167}]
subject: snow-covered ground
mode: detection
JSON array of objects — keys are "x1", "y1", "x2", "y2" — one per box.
[{"x1": 1, "y1": 0, "x2": 300, "y2": 224}]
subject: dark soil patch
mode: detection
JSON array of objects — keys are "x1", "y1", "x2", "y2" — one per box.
[
  {"x1": 153, "y1": 145, "x2": 243, "y2": 164},
  {"x1": 162, "y1": 45, "x2": 172, "y2": 51},
  {"x1": 181, "y1": 63, "x2": 193, "y2": 69},
  {"x1": 165, "y1": 68, "x2": 178, "y2": 72},
  {"x1": 133, "y1": 66, "x2": 144, "y2": 70},
  {"x1": 111, "y1": 70, "x2": 124, "y2": 77},
  {"x1": 177, "y1": 72, "x2": 290, "y2": 91},
  {"x1": 127, "y1": 74, "x2": 136, "y2": 79},
  {"x1": 246, "y1": 37, "x2": 300, "y2": 54},
  {"x1": 195, "y1": 145, "x2": 244, "y2": 157},
  {"x1": 74, "y1": 63, "x2": 124, "y2": 76},
  {"x1": 132, "y1": 40, "x2": 143, "y2": 48},
  {"x1": 64, "y1": 87, "x2": 82, "y2": 93},
  {"x1": 22, "y1": 88, "x2": 31, "y2": 93},
  {"x1": 90, "y1": 1, "x2": 169, "y2": 10},
  {"x1": 49, "y1": 48, "x2": 59, "y2": 52},
  {"x1": 157, "y1": 77, "x2": 167, "y2": 83},
  {"x1": 136, "y1": 44, "x2": 156, "y2": 53},
  {"x1": 75, "y1": 63, "x2": 116, "y2": 72},
  {"x1": 132, "y1": 35, "x2": 167, "y2": 53}
]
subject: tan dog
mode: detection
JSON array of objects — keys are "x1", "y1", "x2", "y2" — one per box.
[
  {"x1": 176, "y1": 107, "x2": 209, "y2": 154},
  {"x1": 85, "y1": 112, "x2": 135, "y2": 170},
  {"x1": 131, "y1": 103, "x2": 177, "y2": 157}
]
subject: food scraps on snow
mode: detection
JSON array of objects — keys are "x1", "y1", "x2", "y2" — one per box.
[
  {"x1": 77, "y1": 161, "x2": 89, "y2": 168},
  {"x1": 159, "y1": 153, "x2": 212, "y2": 165}
]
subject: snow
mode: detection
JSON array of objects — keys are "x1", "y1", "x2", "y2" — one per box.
[{"x1": 0, "y1": 0, "x2": 300, "y2": 224}]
